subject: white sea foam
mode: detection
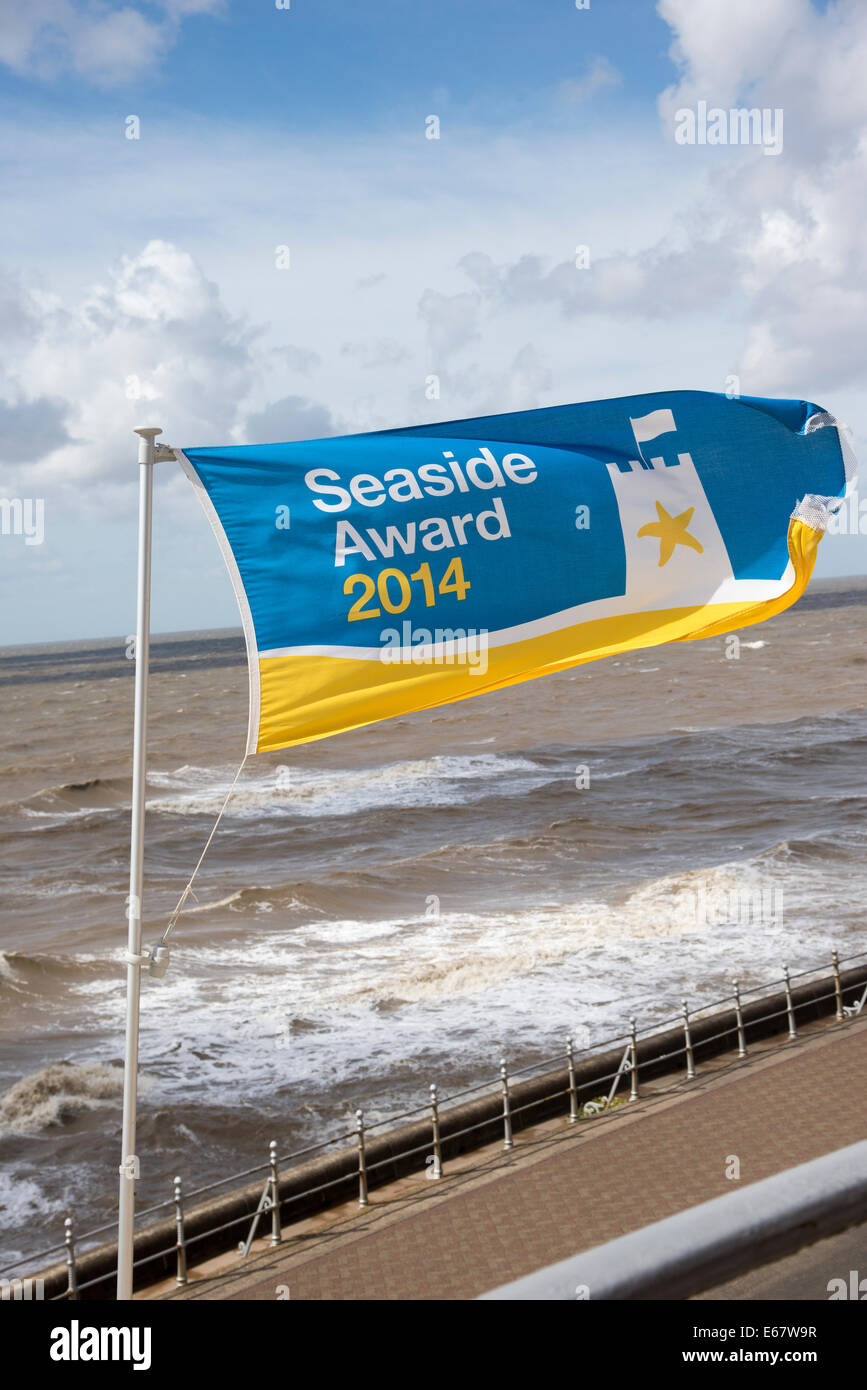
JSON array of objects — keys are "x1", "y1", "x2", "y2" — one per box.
[
  {"x1": 0, "y1": 1173, "x2": 64, "y2": 1242},
  {"x1": 3, "y1": 879, "x2": 113, "y2": 901},
  {"x1": 40, "y1": 836, "x2": 851, "y2": 1179},
  {"x1": 0, "y1": 951, "x2": 19, "y2": 984},
  {"x1": 146, "y1": 753, "x2": 547, "y2": 819},
  {"x1": 20, "y1": 806, "x2": 106, "y2": 823},
  {"x1": 315, "y1": 857, "x2": 792, "y2": 1006},
  {"x1": 103, "y1": 845, "x2": 841, "y2": 1059}
]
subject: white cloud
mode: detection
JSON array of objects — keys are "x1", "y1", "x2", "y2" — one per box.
[
  {"x1": 561, "y1": 55, "x2": 622, "y2": 104},
  {"x1": 355, "y1": 272, "x2": 387, "y2": 291},
  {"x1": 654, "y1": 0, "x2": 867, "y2": 396},
  {"x1": 0, "y1": 397, "x2": 71, "y2": 464},
  {"x1": 272, "y1": 345, "x2": 322, "y2": 375},
  {"x1": 0, "y1": 0, "x2": 222, "y2": 87},
  {"x1": 0, "y1": 240, "x2": 257, "y2": 498},
  {"x1": 658, "y1": 0, "x2": 867, "y2": 155},
  {"x1": 418, "y1": 286, "x2": 482, "y2": 362},
  {"x1": 340, "y1": 338, "x2": 410, "y2": 369},
  {"x1": 415, "y1": 235, "x2": 738, "y2": 357},
  {"x1": 0, "y1": 114, "x2": 693, "y2": 518},
  {"x1": 657, "y1": 0, "x2": 804, "y2": 112},
  {"x1": 2, "y1": 0, "x2": 867, "y2": 642},
  {"x1": 421, "y1": 2, "x2": 867, "y2": 403},
  {"x1": 242, "y1": 395, "x2": 334, "y2": 444}
]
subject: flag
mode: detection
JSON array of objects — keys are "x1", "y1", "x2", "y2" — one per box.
[{"x1": 178, "y1": 390, "x2": 856, "y2": 753}]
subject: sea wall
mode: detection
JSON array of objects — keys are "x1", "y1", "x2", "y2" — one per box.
[{"x1": 34, "y1": 963, "x2": 867, "y2": 1299}]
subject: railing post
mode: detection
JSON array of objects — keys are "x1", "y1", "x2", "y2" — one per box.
[
  {"x1": 783, "y1": 964, "x2": 797, "y2": 1039},
  {"x1": 173, "y1": 1177, "x2": 188, "y2": 1285},
  {"x1": 429, "y1": 1084, "x2": 443, "y2": 1178},
  {"x1": 500, "y1": 1059, "x2": 514, "y2": 1150},
  {"x1": 629, "y1": 1017, "x2": 639, "y2": 1101},
  {"x1": 356, "y1": 1109, "x2": 369, "y2": 1207},
  {"x1": 64, "y1": 1217, "x2": 79, "y2": 1301},
  {"x1": 831, "y1": 949, "x2": 844, "y2": 1022},
  {"x1": 732, "y1": 979, "x2": 747, "y2": 1058},
  {"x1": 239, "y1": 1177, "x2": 271, "y2": 1259},
  {"x1": 566, "y1": 1036, "x2": 579, "y2": 1122},
  {"x1": 682, "y1": 999, "x2": 695, "y2": 1080},
  {"x1": 268, "y1": 1140, "x2": 282, "y2": 1246}
]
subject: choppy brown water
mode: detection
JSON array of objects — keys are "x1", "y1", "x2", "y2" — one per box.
[{"x1": 1, "y1": 577, "x2": 865, "y2": 1265}]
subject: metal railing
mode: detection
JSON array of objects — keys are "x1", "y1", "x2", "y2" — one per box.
[{"x1": 4, "y1": 945, "x2": 865, "y2": 1300}]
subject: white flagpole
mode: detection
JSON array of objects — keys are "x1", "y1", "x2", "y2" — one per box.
[{"x1": 117, "y1": 425, "x2": 162, "y2": 1300}]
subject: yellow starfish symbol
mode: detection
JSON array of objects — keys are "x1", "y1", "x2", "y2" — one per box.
[{"x1": 637, "y1": 501, "x2": 704, "y2": 567}]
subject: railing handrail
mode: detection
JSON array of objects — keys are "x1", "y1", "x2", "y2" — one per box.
[{"x1": 4, "y1": 944, "x2": 865, "y2": 1286}]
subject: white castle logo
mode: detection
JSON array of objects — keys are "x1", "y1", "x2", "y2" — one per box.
[{"x1": 606, "y1": 409, "x2": 738, "y2": 608}]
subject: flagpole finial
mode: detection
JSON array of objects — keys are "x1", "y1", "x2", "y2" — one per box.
[{"x1": 133, "y1": 426, "x2": 163, "y2": 466}]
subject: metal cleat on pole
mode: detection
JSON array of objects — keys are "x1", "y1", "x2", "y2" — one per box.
[{"x1": 122, "y1": 944, "x2": 170, "y2": 978}]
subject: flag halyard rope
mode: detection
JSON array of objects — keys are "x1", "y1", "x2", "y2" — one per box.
[{"x1": 159, "y1": 753, "x2": 249, "y2": 947}]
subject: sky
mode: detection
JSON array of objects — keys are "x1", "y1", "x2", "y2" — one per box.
[{"x1": 1, "y1": 0, "x2": 866, "y2": 643}]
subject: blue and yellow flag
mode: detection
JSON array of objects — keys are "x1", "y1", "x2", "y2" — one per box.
[{"x1": 178, "y1": 391, "x2": 855, "y2": 753}]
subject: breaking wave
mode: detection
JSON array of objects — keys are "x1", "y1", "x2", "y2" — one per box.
[
  {"x1": 0, "y1": 1062, "x2": 125, "y2": 1137},
  {"x1": 302, "y1": 853, "x2": 807, "y2": 1007},
  {"x1": 4, "y1": 778, "x2": 130, "y2": 819},
  {"x1": 145, "y1": 752, "x2": 548, "y2": 818},
  {"x1": 0, "y1": 951, "x2": 110, "y2": 995}
]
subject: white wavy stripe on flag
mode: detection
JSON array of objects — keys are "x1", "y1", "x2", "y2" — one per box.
[{"x1": 259, "y1": 568, "x2": 795, "y2": 661}]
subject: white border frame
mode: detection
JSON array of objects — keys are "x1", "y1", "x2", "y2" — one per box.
[{"x1": 176, "y1": 450, "x2": 261, "y2": 755}]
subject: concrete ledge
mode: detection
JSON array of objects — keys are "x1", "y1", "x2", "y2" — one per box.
[{"x1": 480, "y1": 1138, "x2": 867, "y2": 1300}]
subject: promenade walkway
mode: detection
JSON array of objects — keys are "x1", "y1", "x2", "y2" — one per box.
[{"x1": 156, "y1": 1013, "x2": 867, "y2": 1301}]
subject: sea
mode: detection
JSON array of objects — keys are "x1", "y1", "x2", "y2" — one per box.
[{"x1": 1, "y1": 577, "x2": 865, "y2": 1266}]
